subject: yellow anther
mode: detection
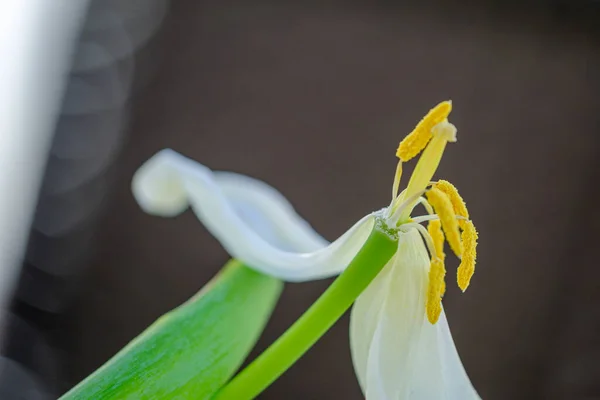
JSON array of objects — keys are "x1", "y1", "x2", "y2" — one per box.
[
  {"x1": 457, "y1": 219, "x2": 478, "y2": 292},
  {"x1": 396, "y1": 101, "x2": 452, "y2": 162},
  {"x1": 395, "y1": 106, "x2": 456, "y2": 223},
  {"x1": 427, "y1": 219, "x2": 445, "y2": 262},
  {"x1": 426, "y1": 258, "x2": 446, "y2": 324},
  {"x1": 426, "y1": 188, "x2": 462, "y2": 257},
  {"x1": 434, "y1": 180, "x2": 469, "y2": 228}
]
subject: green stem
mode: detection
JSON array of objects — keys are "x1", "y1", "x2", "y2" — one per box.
[{"x1": 213, "y1": 225, "x2": 398, "y2": 400}]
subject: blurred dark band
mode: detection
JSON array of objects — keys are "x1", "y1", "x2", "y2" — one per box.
[{"x1": 2, "y1": 0, "x2": 169, "y2": 397}]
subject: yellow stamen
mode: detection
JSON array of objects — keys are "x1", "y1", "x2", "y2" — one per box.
[
  {"x1": 426, "y1": 258, "x2": 446, "y2": 324},
  {"x1": 395, "y1": 120, "x2": 457, "y2": 223},
  {"x1": 457, "y1": 219, "x2": 478, "y2": 291},
  {"x1": 427, "y1": 219, "x2": 445, "y2": 262},
  {"x1": 434, "y1": 180, "x2": 469, "y2": 228},
  {"x1": 426, "y1": 188, "x2": 462, "y2": 257},
  {"x1": 428, "y1": 219, "x2": 446, "y2": 297},
  {"x1": 396, "y1": 101, "x2": 452, "y2": 162}
]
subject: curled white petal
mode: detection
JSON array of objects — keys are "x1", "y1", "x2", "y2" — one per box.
[
  {"x1": 214, "y1": 171, "x2": 327, "y2": 253},
  {"x1": 350, "y1": 228, "x2": 480, "y2": 400},
  {"x1": 131, "y1": 149, "x2": 375, "y2": 281}
]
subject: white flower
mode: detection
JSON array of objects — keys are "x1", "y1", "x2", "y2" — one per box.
[
  {"x1": 350, "y1": 229, "x2": 478, "y2": 399},
  {"x1": 132, "y1": 101, "x2": 480, "y2": 399}
]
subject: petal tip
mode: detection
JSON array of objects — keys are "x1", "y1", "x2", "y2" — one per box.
[{"x1": 131, "y1": 149, "x2": 189, "y2": 217}]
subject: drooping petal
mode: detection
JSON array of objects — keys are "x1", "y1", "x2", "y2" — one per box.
[
  {"x1": 350, "y1": 228, "x2": 479, "y2": 400},
  {"x1": 132, "y1": 149, "x2": 375, "y2": 281},
  {"x1": 213, "y1": 171, "x2": 327, "y2": 253}
]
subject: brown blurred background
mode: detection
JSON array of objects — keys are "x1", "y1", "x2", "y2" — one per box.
[{"x1": 7, "y1": 0, "x2": 600, "y2": 399}]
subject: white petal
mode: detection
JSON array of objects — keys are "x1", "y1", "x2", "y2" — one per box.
[
  {"x1": 131, "y1": 149, "x2": 375, "y2": 281},
  {"x1": 213, "y1": 171, "x2": 327, "y2": 252},
  {"x1": 350, "y1": 228, "x2": 480, "y2": 400}
]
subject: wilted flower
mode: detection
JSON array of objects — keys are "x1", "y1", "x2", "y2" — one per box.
[{"x1": 132, "y1": 101, "x2": 479, "y2": 399}]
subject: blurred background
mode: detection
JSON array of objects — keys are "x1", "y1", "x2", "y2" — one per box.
[{"x1": 1, "y1": 0, "x2": 599, "y2": 399}]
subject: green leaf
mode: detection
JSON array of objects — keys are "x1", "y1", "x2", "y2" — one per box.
[{"x1": 60, "y1": 260, "x2": 283, "y2": 400}]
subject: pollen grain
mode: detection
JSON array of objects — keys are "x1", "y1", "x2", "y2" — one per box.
[
  {"x1": 426, "y1": 258, "x2": 446, "y2": 324},
  {"x1": 396, "y1": 101, "x2": 452, "y2": 162},
  {"x1": 426, "y1": 188, "x2": 463, "y2": 257},
  {"x1": 434, "y1": 180, "x2": 469, "y2": 228},
  {"x1": 457, "y1": 219, "x2": 478, "y2": 291},
  {"x1": 428, "y1": 219, "x2": 445, "y2": 262}
]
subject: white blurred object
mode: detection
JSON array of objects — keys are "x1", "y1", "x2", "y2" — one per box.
[
  {"x1": 19, "y1": 0, "x2": 168, "y2": 311},
  {"x1": 0, "y1": 1, "x2": 91, "y2": 330}
]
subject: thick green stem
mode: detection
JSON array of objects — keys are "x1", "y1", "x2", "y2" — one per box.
[{"x1": 213, "y1": 225, "x2": 398, "y2": 400}]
